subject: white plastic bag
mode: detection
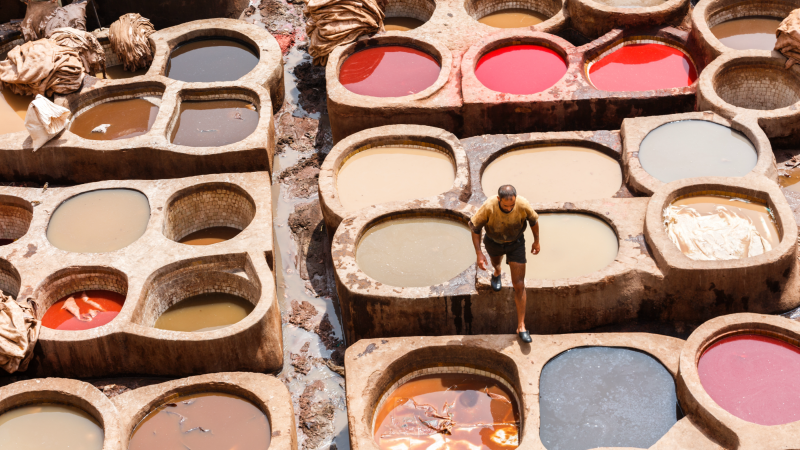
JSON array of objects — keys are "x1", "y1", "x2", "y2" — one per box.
[{"x1": 24, "y1": 94, "x2": 71, "y2": 151}]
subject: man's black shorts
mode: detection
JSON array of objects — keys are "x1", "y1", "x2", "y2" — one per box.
[{"x1": 483, "y1": 234, "x2": 526, "y2": 265}]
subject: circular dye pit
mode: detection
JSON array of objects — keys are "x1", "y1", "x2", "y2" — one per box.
[
  {"x1": 154, "y1": 293, "x2": 255, "y2": 332},
  {"x1": 588, "y1": 42, "x2": 697, "y2": 92},
  {"x1": 337, "y1": 145, "x2": 455, "y2": 211},
  {"x1": 664, "y1": 195, "x2": 780, "y2": 261},
  {"x1": 639, "y1": 120, "x2": 757, "y2": 183},
  {"x1": 482, "y1": 146, "x2": 622, "y2": 203},
  {"x1": 540, "y1": 347, "x2": 680, "y2": 450},
  {"x1": 711, "y1": 17, "x2": 781, "y2": 50},
  {"x1": 384, "y1": 17, "x2": 426, "y2": 31},
  {"x1": 166, "y1": 38, "x2": 259, "y2": 82},
  {"x1": 129, "y1": 392, "x2": 270, "y2": 450},
  {"x1": 698, "y1": 334, "x2": 800, "y2": 426},
  {"x1": 0, "y1": 404, "x2": 104, "y2": 450},
  {"x1": 478, "y1": 8, "x2": 547, "y2": 28},
  {"x1": 42, "y1": 290, "x2": 125, "y2": 331},
  {"x1": 70, "y1": 99, "x2": 159, "y2": 140},
  {"x1": 171, "y1": 99, "x2": 259, "y2": 147},
  {"x1": 339, "y1": 46, "x2": 441, "y2": 97},
  {"x1": 356, "y1": 217, "x2": 474, "y2": 287},
  {"x1": 476, "y1": 45, "x2": 567, "y2": 95},
  {"x1": 374, "y1": 372, "x2": 519, "y2": 450},
  {"x1": 178, "y1": 226, "x2": 242, "y2": 245},
  {"x1": 501, "y1": 213, "x2": 617, "y2": 280},
  {"x1": 0, "y1": 89, "x2": 32, "y2": 135},
  {"x1": 47, "y1": 189, "x2": 150, "y2": 253}
]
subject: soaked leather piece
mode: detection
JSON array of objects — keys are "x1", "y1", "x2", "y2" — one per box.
[
  {"x1": 304, "y1": 0, "x2": 385, "y2": 65},
  {"x1": 0, "y1": 293, "x2": 40, "y2": 374},
  {"x1": 108, "y1": 13, "x2": 156, "y2": 72}
]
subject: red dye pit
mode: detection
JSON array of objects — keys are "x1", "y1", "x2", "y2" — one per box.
[
  {"x1": 698, "y1": 334, "x2": 800, "y2": 426},
  {"x1": 42, "y1": 290, "x2": 125, "y2": 331},
  {"x1": 339, "y1": 46, "x2": 441, "y2": 97},
  {"x1": 475, "y1": 45, "x2": 567, "y2": 95},
  {"x1": 589, "y1": 43, "x2": 697, "y2": 92}
]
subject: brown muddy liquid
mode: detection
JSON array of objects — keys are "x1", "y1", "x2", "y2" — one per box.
[
  {"x1": 0, "y1": 89, "x2": 32, "y2": 135},
  {"x1": 70, "y1": 99, "x2": 159, "y2": 140},
  {"x1": 478, "y1": 8, "x2": 546, "y2": 28},
  {"x1": 501, "y1": 213, "x2": 618, "y2": 280},
  {"x1": 481, "y1": 146, "x2": 622, "y2": 203},
  {"x1": 357, "y1": 217, "x2": 474, "y2": 287},
  {"x1": 374, "y1": 373, "x2": 519, "y2": 450},
  {"x1": 178, "y1": 226, "x2": 241, "y2": 245},
  {"x1": 166, "y1": 39, "x2": 259, "y2": 83},
  {"x1": 154, "y1": 292, "x2": 254, "y2": 332},
  {"x1": 711, "y1": 17, "x2": 781, "y2": 51},
  {"x1": 97, "y1": 66, "x2": 149, "y2": 79},
  {"x1": 128, "y1": 393, "x2": 270, "y2": 450},
  {"x1": 0, "y1": 404, "x2": 104, "y2": 450},
  {"x1": 171, "y1": 99, "x2": 259, "y2": 147},
  {"x1": 47, "y1": 189, "x2": 150, "y2": 253},
  {"x1": 780, "y1": 167, "x2": 800, "y2": 192},
  {"x1": 672, "y1": 195, "x2": 780, "y2": 248},
  {"x1": 384, "y1": 17, "x2": 426, "y2": 31},
  {"x1": 337, "y1": 146, "x2": 455, "y2": 211}
]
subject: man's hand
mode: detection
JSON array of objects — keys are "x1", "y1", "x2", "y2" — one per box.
[
  {"x1": 476, "y1": 251, "x2": 488, "y2": 271},
  {"x1": 531, "y1": 241, "x2": 540, "y2": 255}
]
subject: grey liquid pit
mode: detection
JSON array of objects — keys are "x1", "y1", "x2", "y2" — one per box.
[
  {"x1": 639, "y1": 120, "x2": 757, "y2": 183},
  {"x1": 166, "y1": 38, "x2": 259, "y2": 82},
  {"x1": 171, "y1": 99, "x2": 259, "y2": 147},
  {"x1": 539, "y1": 346, "x2": 681, "y2": 450}
]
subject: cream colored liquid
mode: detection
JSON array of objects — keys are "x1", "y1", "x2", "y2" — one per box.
[
  {"x1": 154, "y1": 293, "x2": 254, "y2": 332},
  {"x1": 672, "y1": 196, "x2": 780, "y2": 248},
  {"x1": 96, "y1": 65, "x2": 149, "y2": 79},
  {"x1": 384, "y1": 17, "x2": 426, "y2": 31},
  {"x1": 356, "y1": 217, "x2": 474, "y2": 287},
  {"x1": 337, "y1": 146, "x2": 455, "y2": 211},
  {"x1": 0, "y1": 404, "x2": 104, "y2": 450},
  {"x1": 711, "y1": 17, "x2": 781, "y2": 51},
  {"x1": 500, "y1": 213, "x2": 618, "y2": 280},
  {"x1": 47, "y1": 189, "x2": 151, "y2": 253},
  {"x1": 478, "y1": 8, "x2": 546, "y2": 28},
  {"x1": 0, "y1": 89, "x2": 32, "y2": 134},
  {"x1": 482, "y1": 146, "x2": 622, "y2": 203}
]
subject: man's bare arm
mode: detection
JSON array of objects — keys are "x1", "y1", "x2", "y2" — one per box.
[
  {"x1": 530, "y1": 219, "x2": 540, "y2": 255},
  {"x1": 470, "y1": 221, "x2": 488, "y2": 271}
]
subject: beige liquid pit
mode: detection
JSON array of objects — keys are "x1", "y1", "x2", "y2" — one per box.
[
  {"x1": 500, "y1": 213, "x2": 618, "y2": 280},
  {"x1": 482, "y1": 146, "x2": 622, "y2": 203},
  {"x1": 337, "y1": 146, "x2": 455, "y2": 211},
  {"x1": 672, "y1": 196, "x2": 779, "y2": 248},
  {"x1": 0, "y1": 89, "x2": 33, "y2": 135},
  {"x1": 478, "y1": 8, "x2": 547, "y2": 28},
  {"x1": 0, "y1": 404, "x2": 104, "y2": 450},
  {"x1": 154, "y1": 292, "x2": 254, "y2": 332},
  {"x1": 384, "y1": 17, "x2": 426, "y2": 31},
  {"x1": 178, "y1": 226, "x2": 241, "y2": 245},
  {"x1": 356, "y1": 217, "x2": 475, "y2": 287}
]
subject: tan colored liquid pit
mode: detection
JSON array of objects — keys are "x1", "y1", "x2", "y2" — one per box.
[
  {"x1": 0, "y1": 404, "x2": 104, "y2": 450},
  {"x1": 672, "y1": 196, "x2": 779, "y2": 249},
  {"x1": 69, "y1": 99, "x2": 159, "y2": 140},
  {"x1": 384, "y1": 17, "x2": 426, "y2": 30},
  {"x1": 171, "y1": 99, "x2": 259, "y2": 147},
  {"x1": 481, "y1": 146, "x2": 622, "y2": 203},
  {"x1": 337, "y1": 146, "x2": 455, "y2": 211},
  {"x1": 47, "y1": 189, "x2": 151, "y2": 253},
  {"x1": 478, "y1": 8, "x2": 546, "y2": 28},
  {"x1": 154, "y1": 292, "x2": 255, "y2": 332},
  {"x1": 0, "y1": 89, "x2": 32, "y2": 135},
  {"x1": 711, "y1": 17, "x2": 782, "y2": 51},
  {"x1": 500, "y1": 213, "x2": 618, "y2": 280},
  {"x1": 357, "y1": 217, "x2": 475, "y2": 287},
  {"x1": 178, "y1": 226, "x2": 241, "y2": 245}
]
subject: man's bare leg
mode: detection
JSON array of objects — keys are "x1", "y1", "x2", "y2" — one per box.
[
  {"x1": 508, "y1": 261, "x2": 527, "y2": 333},
  {"x1": 490, "y1": 255, "x2": 503, "y2": 277}
]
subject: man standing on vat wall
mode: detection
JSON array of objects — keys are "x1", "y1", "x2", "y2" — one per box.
[{"x1": 470, "y1": 185, "x2": 540, "y2": 343}]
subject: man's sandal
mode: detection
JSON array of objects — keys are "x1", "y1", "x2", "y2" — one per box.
[
  {"x1": 491, "y1": 274, "x2": 502, "y2": 291},
  {"x1": 518, "y1": 331, "x2": 532, "y2": 343}
]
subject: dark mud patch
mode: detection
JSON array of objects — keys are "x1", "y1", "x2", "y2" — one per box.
[
  {"x1": 293, "y1": 60, "x2": 327, "y2": 115},
  {"x1": 279, "y1": 154, "x2": 321, "y2": 197},
  {"x1": 288, "y1": 199, "x2": 332, "y2": 296},
  {"x1": 299, "y1": 380, "x2": 336, "y2": 450}
]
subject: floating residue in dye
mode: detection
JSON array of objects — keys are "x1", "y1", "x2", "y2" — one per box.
[
  {"x1": 178, "y1": 226, "x2": 241, "y2": 245},
  {"x1": 373, "y1": 373, "x2": 520, "y2": 450},
  {"x1": 639, "y1": 120, "x2": 757, "y2": 183},
  {"x1": 500, "y1": 213, "x2": 618, "y2": 280},
  {"x1": 589, "y1": 43, "x2": 697, "y2": 92},
  {"x1": 0, "y1": 404, "x2": 104, "y2": 450},
  {"x1": 356, "y1": 217, "x2": 474, "y2": 287},
  {"x1": 478, "y1": 9, "x2": 546, "y2": 28},
  {"x1": 711, "y1": 17, "x2": 782, "y2": 50},
  {"x1": 154, "y1": 292, "x2": 254, "y2": 332},
  {"x1": 70, "y1": 99, "x2": 159, "y2": 140},
  {"x1": 128, "y1": 393, "x2": 270, "y2": 450},
  {"x1": 339, "y1": 46, "x2": 441, "y2": 97},
  {"x1": 698, "y1": 334, "x2": 800, "y2": 426},
  {"x1": 98, "y1": 66, "x2": 149, "y2": 79},
  {"x1": 0, "y1": 89, "x2": 32, "y2": 135},
  {"x1": 47, "y1": 189, "x2": 151, "y2": 253},
  {"x1": 539, "y1": 347, "x2": 681, "y2": 450},
  {"x1": 166, "y1": 39, "x2": 259, "y2": 82},
  {"x1": 383, "y1": 17, "x2": 426, "y2": 31},
  {"x1": 336, "y1": 146, "x2": 455, "y2": 211},
  {"x1": 664, "y1": 195, "x2": 779, "y2": 260},
  {"x1": 171, "y1": 99, "x2": 259, "y2": 147},
  {"x1": 482, "y1": 146, "x2": 622, "y2": 202},
  {"x1": 475, "y1": 45, "x2": 567, "y2": 95},
  {"x1": 42, "y1": 290, "x2": 125, "y2": 331}
]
